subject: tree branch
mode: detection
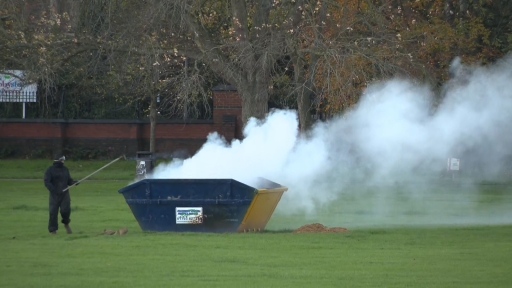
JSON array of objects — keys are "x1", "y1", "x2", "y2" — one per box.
[{"x1": 182, "y1": 12, "x2": 241, "y2": 86}]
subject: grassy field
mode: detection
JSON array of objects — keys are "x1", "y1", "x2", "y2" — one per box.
[
  {"x1": 0, "y1": 159, "x2": 140, "y2": 180},
  {"x1": 1, "y1": 160, "x2": 512, "y2": 287}
]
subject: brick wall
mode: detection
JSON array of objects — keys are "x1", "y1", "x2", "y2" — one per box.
[
  {"x1": 0, "y1": 88, "x2": 243, "y2": 159},
  {"x1": 212, "y1": 85, "x2": 243, "y2": 139}
]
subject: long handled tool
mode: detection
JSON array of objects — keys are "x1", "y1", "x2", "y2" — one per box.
[{"x1": 63, "y1": 155, "x2": 126, "y2": 192}]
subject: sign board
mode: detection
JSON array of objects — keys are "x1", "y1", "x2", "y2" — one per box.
[
  {"x1": 136, "y1": 161, "x2": 147, "y2": 179},
  {"x1": 447, "y1": 158, "x2": 460, "y2": 171},
  {"x1": 176, "y1": 207, "x2": 203, "y2": 224},
  {"x1": 0, "y1": 70, "x2": 37, "y2": 102}
]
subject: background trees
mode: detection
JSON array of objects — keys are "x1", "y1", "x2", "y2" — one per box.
[{"x1": 1, "y1": 0, "x2": 510, "y2": 132}]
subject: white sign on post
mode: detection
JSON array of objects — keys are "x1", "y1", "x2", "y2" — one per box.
[
  {"x1": 447, "y1": 158, "x2": 460, "y2": 171},
  {"x1": 0, "y1": 70, "x2": 38, "y2": 118},
  {"x1": 0, "y1": 70, "x2": 37, "y2": 101}
]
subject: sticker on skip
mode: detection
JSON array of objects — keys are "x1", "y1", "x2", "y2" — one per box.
[{"x1": 176, "y1": 207, "x2": 203, "y2": 224}]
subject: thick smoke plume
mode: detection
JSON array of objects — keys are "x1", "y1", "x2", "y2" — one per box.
[{"x1": 151, "y1": 56, "x2": 512, "y2": 228}]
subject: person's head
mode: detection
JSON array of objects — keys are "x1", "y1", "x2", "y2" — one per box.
[{"x1": 54, "y1": 153, "x2": 66, "y2": 163}]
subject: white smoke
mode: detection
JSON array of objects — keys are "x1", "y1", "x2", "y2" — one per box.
[{"x1": 151, "y1": 55, "x2": 512, "y2": 228}]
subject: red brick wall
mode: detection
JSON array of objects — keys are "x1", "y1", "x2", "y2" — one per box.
[
  {"x1": 0, "y1": 120, "x2": 221, "y2": 158},
  {"x1": 0, "y1": 122, "x2": 63, "y2": 138},
  {"x1": 213, "y1": 90, "x2": 243, "y2": 139},
  {"x1": 0, "y1": 90, "x2": 243, "y2": 159}
]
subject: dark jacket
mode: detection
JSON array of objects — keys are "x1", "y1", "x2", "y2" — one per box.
[{"x1": 44, "y1": 161, "x2": 74, "y2": 194}]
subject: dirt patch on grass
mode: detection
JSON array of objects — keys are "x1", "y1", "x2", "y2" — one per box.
[
  {"x1": 293, "y1": 223, "x2": 349, "y2": 233},
  {"x1": 100, "y1": 228, "x2": 128, "y2": 235}
]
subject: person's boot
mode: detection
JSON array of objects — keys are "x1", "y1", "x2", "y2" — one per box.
[
  {"x1": 50, "y1": 231, "x2": 57, "y2": 235},
  {"x1": 64, "y1": 224, "x2": 72, "y2": 234}
]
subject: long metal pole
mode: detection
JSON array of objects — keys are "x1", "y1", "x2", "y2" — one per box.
[{"x1": 63, "y1": 155, "x2": 126, "y2": 192}]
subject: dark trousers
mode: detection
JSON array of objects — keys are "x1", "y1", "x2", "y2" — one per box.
[{"x1": 48, "y1": 192, "x2": 71, "y2": 232}]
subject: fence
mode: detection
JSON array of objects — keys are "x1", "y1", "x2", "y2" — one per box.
[
  {"x1": 0, "y1": 86, "x2": 243, "y2": 159},
  {"x1": 0, "y1": 91, "x2": 37, "y2": 119},
  {"x1": 0, "y1": 90, "x2": 212, "y2": 121}
]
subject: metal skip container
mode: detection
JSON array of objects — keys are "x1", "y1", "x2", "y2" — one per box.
[{"x1": 117, "y1": 178, "x2": 288, "y2": 232}]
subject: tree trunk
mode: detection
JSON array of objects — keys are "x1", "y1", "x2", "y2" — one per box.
[
  {"x1": 459, "y1": 0, "x2": 468, "y2": 15},
  {"x1": 292, "y1": 0, "x2": 326, "y2": 133},
  {"x1": 149, "y1": 93, "x2": 157, "y2": 153},
  {"x1": 293, "y1": 55, "x2": 313, "y2": 132},
  {"x1": 444, "y1": 0, "x2": 455, "y2": 24},
  {"x1": 297, "y1": 86, "x2": 312, "y2": 132},
  {"x1": 239, "y1": 80, "x2": 269, "y2": 126}
]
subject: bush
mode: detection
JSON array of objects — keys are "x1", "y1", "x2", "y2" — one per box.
[
  {"x1": 29, "y1": 147, "x2": 52, "y2": 159},
  {"x1": 63, "y1": 146, "x2": 109, "y2": 160},
  {"x1": 0, "y1": 146, "x2": 16, "y2": 159}
]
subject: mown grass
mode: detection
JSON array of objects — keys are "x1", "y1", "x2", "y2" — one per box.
[
  {"x1": 0, "y1": 159, "x2": 139, "y2": 180},
  {"x1": 1, "y1": 160, "x2": 512, "y2": 287}
]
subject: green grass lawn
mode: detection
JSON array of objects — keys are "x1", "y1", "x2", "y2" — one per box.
[
  {"x1": 0, "y1": 159, "x2": 137, "y2": 180},
  {"x1": 1, "y1": 160, "x2": 512, "y2": 287}
]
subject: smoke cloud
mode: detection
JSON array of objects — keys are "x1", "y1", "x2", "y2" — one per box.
[{"x1": 151, "y1": 55, "x2": 512, "y2": 228}]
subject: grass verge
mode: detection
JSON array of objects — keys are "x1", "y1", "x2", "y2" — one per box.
[
  {"x1": 1, "y1": 179, "x2": 512, "y2": 287},
  {"x1": 0, "y1": 159, "x2": 137, "y2": 180}
]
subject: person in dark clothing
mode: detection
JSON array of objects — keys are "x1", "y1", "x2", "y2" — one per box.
[{"x1": 44, "y1": 153, "x2": 79, "y2": 234}]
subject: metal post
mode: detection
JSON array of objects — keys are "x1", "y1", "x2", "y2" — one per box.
[
  {"x1": 22, "y1": 102, "x2": 25, "y2": 119},
  {"x1": 63, "y1": 155, "x2": 126, "y2": 192}
]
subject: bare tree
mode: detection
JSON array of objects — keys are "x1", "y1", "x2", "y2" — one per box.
[
  {"x1": 174, "y1": 0, "x2": 308, "y2": 125},
  {"x1": 4, "y1": 0, "x2": 481, "y2": 140},
  {"x1": 173, "y1": 0, "x2": 429, "y2": 132},
  {"x1": 1, "y1": 0, "x2": 214, "y2": 150}
]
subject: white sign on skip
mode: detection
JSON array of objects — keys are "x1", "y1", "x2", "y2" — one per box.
[{"x1": 175, "y1": 207, "x2": 203, "y2": 224}]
